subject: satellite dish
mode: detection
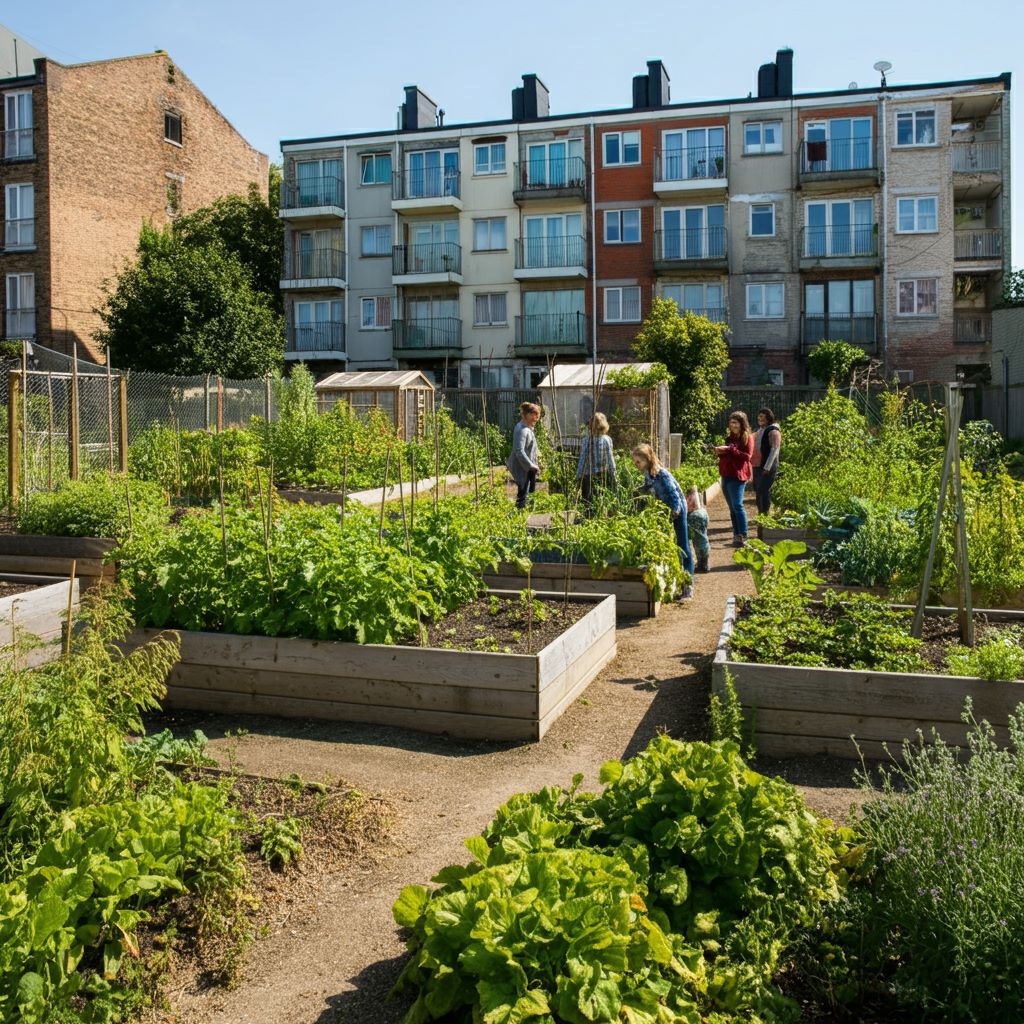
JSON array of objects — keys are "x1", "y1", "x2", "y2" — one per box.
[{"x1": 873, "y1": 60, "x2": 892, "y2": 87}]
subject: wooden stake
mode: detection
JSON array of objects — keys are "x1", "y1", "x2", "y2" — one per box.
[
  {"x1": 340, "y1": 453, "x2": 348, "y2": 531},
  {"x1": 216, "y1": 376, "x2": 224, "y2": 433},
  {"x1": 124, "y1": 476, "x2": 134, "y2": 535},
  {"x1": 117, "y1": 374, "x2": 129, "y2": 474},
  {"x1": 396, "y1": 446, "x2": 425, "y2": 645},
  {"x1": 433, "y1": 407, "x2": 441, "y2": 513},
  {"x1": 378, "y1": 445, "x2": 392, "y2": 543},
  {"x1": 410, "y1": 448, "x2": 416, "y2": 532},
  {"x1": 63, "y1": 559, "x2": 77, "y2": 660},
  {"x1": 106, "y1": 355, "x2": 114, "y2": 474},
  {"x1": 7, "y1": 370, "x2": 21, "y2": 509},
  {"x1": 69, "y1": 344, "x2": 80, "y2": 480},
  {"x1": 950, "y1": 391, "x2": 974, "y2": 645},
  {"x1": 218, "y1": 451, "x2": 228, "y2": 570},
  {"x1": 46, "y1": 371, "x2": 54, "y2": 491}
]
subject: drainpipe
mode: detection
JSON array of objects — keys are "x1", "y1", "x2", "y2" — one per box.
[
  {"x1": 589, "y1": 122, "x2": 598, "y2": 365},
  {"x1": 343, "y1": 143, "x2": 349, "y2": 365},
  {"x1": 879, "y1": 91, "x2": 889, "y2": 375}
]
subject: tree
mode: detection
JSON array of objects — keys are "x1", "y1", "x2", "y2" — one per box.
[
  {"x1": 806, "y1": 340, "x2": 868, "y2": 388},
  {"x1": 96, "y1": 223, "x2": 284, "y2": 377},
  {"x1": 632, "y1": 298, "x2": 730, "y2": 445}
]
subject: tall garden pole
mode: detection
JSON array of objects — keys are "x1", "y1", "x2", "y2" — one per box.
[
  {"x1": 105, "y1": 355, "x2": 115, "y2": 474},
  {"x1": 951, "y1": 387, "x2": 974, "y2": 645},
  {"x1": 117, "y1": 374, "x2": 129, "y2": 474},
  {"x1": 7, "y1": 370, "x2": 21, "y2": 508},
  {"x1": 69, "y1": 343, "x2": 80, "y2": 481},
  {"x1": 20, "y1": 340, "x2": 28, "y2": 495},
  {"x1": 46, "y1": 371, "x2": 54, "y2": 490}
]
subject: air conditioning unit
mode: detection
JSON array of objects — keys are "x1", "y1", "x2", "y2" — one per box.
[{"x1": 895, "y1": 369, "x2": 914, "y2": 384}]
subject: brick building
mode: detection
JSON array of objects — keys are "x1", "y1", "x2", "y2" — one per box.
[
  {"x1": 279, "y1": 51, "x2": 1010, "y2": 386},
  {"x1": 1, "y1": 46, "x2": 268, "y2": 361}
]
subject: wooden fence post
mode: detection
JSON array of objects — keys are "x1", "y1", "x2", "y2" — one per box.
[
  {"x1": 264, "y1": 375, "x2": 272, "y2": 422},
  {"x1": 204, "y1": 374, "x2": 212, "y2": 430},
  {"x1": 216, "y1": 376, "x2": 224, "y2": 433},
  {"x1": 117, "y1": 374, "x2": 129, "y2": 474},
  {"x1": 7, "y1": 370, "x2": 22, "y2": 507},
  {"x1": 69, "y1": 345, "x2": 80, "y2": 480}
]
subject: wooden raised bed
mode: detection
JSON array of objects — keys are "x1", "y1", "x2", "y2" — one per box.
[
  {"x1": 0, "y1": 574, "x2": 80, "y2": 666},
  {"x1": 713, "y1": 595, "x2": 1024, "y2": 761},
  {"x1": 755, "y1": 525, "x2": 821, "y2": 553},
  {"x1": 483, "y1": 562, "x2": 659, "y2": 619},
  {"x1": 0, "y1": 536, "x2": 116, "y2": 588},
  {"x1": 133, "y1": 591, "x2": 616, "y2": 742}
]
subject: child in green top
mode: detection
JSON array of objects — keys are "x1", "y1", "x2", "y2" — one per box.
[{"x1": 686, "y1": 487, "x2": 710, "y2": 574}]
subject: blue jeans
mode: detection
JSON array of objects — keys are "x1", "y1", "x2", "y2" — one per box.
[
  {"x1": 515, "y1": 469, "x2": 538, "y2": 510},
  {"x1": 672, "y1": 513, "x2": 694, "y2": 576},
  {"x1": 721, "y1": 477, "x2": 748, "y2": 537}
]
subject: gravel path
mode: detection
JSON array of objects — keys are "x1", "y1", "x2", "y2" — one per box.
[{"x1": 154, "y1": 494, "x2": 864, "y2": 1024}]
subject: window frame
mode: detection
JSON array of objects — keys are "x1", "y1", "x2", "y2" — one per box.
[
  {"x1": 745, "y1": 283, "x2": 785, "y2": 320},
  {"x1": 360, "y1": 296, "x2": 392, "y2": 330},
  {"x1": 749, "y1": 202, "x2": 775, "y2": 237},
  {"x1": 603, "y1": 285, "x2": 642, "y2": 323},
  {"x1": 473, "y1": 292, "x2": 508, "y2": 327},
  {"x1": 4, "y1": 182, "x2": 34, "y2": 248},
  {"x1": 473, "y1": 142, "x2": 506, "y2": 176},
  {"x1": 5, "y1": 271, "x2": 35, "y2": 337},
  {"x1": 603, "y1": 130, "x2": 641, "y2": 167},
  {"x1": 766, "y1": 369, "x2": 785, "y2": 386},
  {"x1": 360, "y1": 152, "x2": 393, "y2": 186},
  {"x1": 895, "y1": 108, "x2": 937, "y2": 148},
  {"x1": 659, "y1": 282, "x2": 725, "y2": 318},
  {"x1": 163, "y1": 112, "x2": 182, "y2": 145},
  {"x1": 472, "y1": 216, "x2": 507, "y2": 252},
  {"x1": 604, "y1": 208, "x2": 642, "y2": 244},
  {"x1": 896, "y1": 195, "x2": 939, "y2": 234},
  {"x1": 360, "y1": 223, "x2": 393, "y2": 257},
  {"x1": 743, "y1": 120, "x2": 783, "y2": 155},
  {"x1": 896, "y1": 278, "x2": 939, "y2": 317}
]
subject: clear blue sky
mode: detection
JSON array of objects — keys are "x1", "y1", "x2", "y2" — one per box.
[{"x1": 5, "y1": 0, "x2": 1023, "y2": 256}]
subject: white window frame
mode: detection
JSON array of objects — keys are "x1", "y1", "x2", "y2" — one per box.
[
  {"x1": 895, "y1": 108, "x2": 937, "y2": 148},
  {"x1": 472, "y1": 217, "x2": 507, "y2": 251},
  {"x1": 896, "y1": 278, "x2": 938, "y2": 317},
  {"x1": 766, "y1": 369, "x2": 785, "y2": 386},
  {"x1": 3, "y1": 90, "x2": 33, "y2": 159},
  {"x1": 604, "y1": 209, "x2": 641, "y2": 244},
  {"x1": 360, "y1": 152, "x2": 392, "y2": 186},
  {"x1": 473, "y1": 142, "x2": 506, "y2": 175},
  {"x1": 473, "y1": 292, "x2": 508, "y2": 327},
  {"x1": 660, "y1": 282, "x2": 725, "y2": 319},
  {"x1": 4, "y1": 182, "x2": 34, "y2": 248},
  {"x1": 603, "y1": 130, "x2": 641, "y2": 166},
  {"x1": 5, "y1": 271, "x2": 35, "y2": 337},
  {"x1": 745, "y1": 283, "x2": 785, "y2": 320},
  {"x1": 603, "y1": 286, "x2": 641, "y2": 323},
  {"x1": 360, "y1": 224, "x2": 392, "y2": 257},
  {"x1": 360, "y1": 296, "x2": 392, "y2": 330},
  {"x1": 743, "y1": 120, "x2": 782, "y2": 155},
  {"x1": 749, "y1": 202, "x2": 775, "y2": 237},
  {"x1": 164, "y1": 111, "x2": 182, "y2": 145},
  {"x1": 896, "y1": 195, "x2": 939, "y2": 234}
]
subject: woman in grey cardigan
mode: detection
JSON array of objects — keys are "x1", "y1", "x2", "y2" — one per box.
[{"x1": 508, "y1": 401, "x2": 541, "y2": 509}]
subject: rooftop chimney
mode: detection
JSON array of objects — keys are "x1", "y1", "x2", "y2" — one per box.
[
  {"x1": 631, "y1": 60, "x2": 671, "y2": 109},
  {"x1": 757, "y1": 62, "x2": 777, "y2": 99},
  {"x1": 756, "y1": 48, "x2": 794, "y2": 99},
  {"x1": 402, "y1": 86, "x2": 438, "y2": 131},
  {"x1": 512, "y1": 73, "x2": 550, "y2": 121}
]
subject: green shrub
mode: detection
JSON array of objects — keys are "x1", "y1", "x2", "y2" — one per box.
[
  {"x1": 829, "y1": 509, "x2": 920, "y2": 588},
  {"x1": 259, "y1": 815, "x2": 303, "y2": 869},
  {"x1": 945, "y1": 628, "x2": 1024, "y2": 681}
]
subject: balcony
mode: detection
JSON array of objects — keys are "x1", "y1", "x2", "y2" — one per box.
[
  {"x1": 392, "y1": 242, "x2": 462, "y2": 285},
  {"x1": 954, "y1": 312, "x2": 992, "y2": 345},
  {"x1": 2, "y1": 127, "x2": 34, "y2": 161},
  {"x1": 280, "y1": 247, "x2": 346, "y2": 289},
  {"x1": 654, "y1": 147, "x2": 727, "y2": 195},
  {"x1": 799, "y1": 224, "x2": 879, "y2": 269},
  {"x1": 392, "y1": 317, "x2": 463, "y2": 359},
  {"x1": 513, "y1": 313, "x2": 589, "y2": 356},
  {"x1": 513, "y1": 235, "x2": 587, "y2": 280},
  {"x1": 512, "y1": 157, "x2": 587, "y2": 203},
  {"x1": 391, "y1": 168, "x2": 462, "y2": 213},
  {"x1": 653, "y1": 228, "x2": 728, "y2": 272},
  {"x1": 678, "y1": 306, "x2": 727, "y2": 324},
  {"x1": 798, "y1": 139, "x2": 878, "y2": 190},
  {"x1": 279, "y1": 175, "x2": 344, "y2": 219},
  {"x1": 285, "y1": 322, "x2": 347, "y2": 361},
  {"x1": 3, "y1": 218, "x2": 34, "y2": 249},
  {"x1": 952, "y1": 141, "x2": 1001, "y2": 174},
  {"x1": 4, "y1": 308, "x2": 35, "y2": 339},
  {"x1": 954, "y1": 228, "x2": 1002, "y2": 268},
  {"x1": 800, "y1": 314, "x2": 877, "y2": 354}
]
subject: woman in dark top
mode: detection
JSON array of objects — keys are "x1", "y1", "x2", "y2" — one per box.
[
  {"x1": 752, "y1": 407, "x2": 782, "y2": 516},
  {"x1": 714, "y1": 411, "x2": 754, "y2": 547}
]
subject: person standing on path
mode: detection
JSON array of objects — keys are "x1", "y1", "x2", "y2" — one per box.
[
  {"x1": 508, "y1": 401, "x2": 542, "y2": 510},
  {"x1": 631, "y1": 443, "x2": 693, "y2": 599},
  {"x1": 576, "y1": 412, "x2": 617, "y2": 516},
  {"x1": 714, "y1": 411, "x2": 754, "y2": 547},
  {"x1": 751, "y1": 407, "x2": 782, "y2": 517},
  {"x1": 685, "y1": 487, "x2": 710, "y2": 574}
]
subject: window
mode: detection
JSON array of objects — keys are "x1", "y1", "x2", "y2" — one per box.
[
  {"x1": 746, "y1": 283, "x2": 784, "y2": 319},
  {"x1": 604, "y1": 209, "x2": 641, "y2": 243},
  {"x1": 766, "y1": 369, "x2": 785, "y2": 386},
  {"x1": 897, "y1": 196, "x2": 938, "y2": 233},
  {"x1": 295, "y1": 159, "x2": 342, "y2": 206},
  {"x1": 804, "y1": 117, "x2": 873, "y2": 171},
  {"x1": 361, "y1": 296, "x2": 392, "y2": 329},
  {"x1": 660, "y1": 126, "x2": 726, "y2": 181},
  {"x1": 293, "y1": 227, "x2": 343, "y2": 277},
  {"x1": 897, "y1": 278, "x2": 938, "y2": 316},
  {"x1": 805, "y1": 198, "x2": 874, "y2": 255},
  {"x1": 749, "y1": 203, "x2": 774, "y2": 237},
  {"x1": 661, "y1": 205, "x2": 725, "y2": 259},
  {"x1": 604, "y1": 286, "x2": 641, "y2": 323},
  {"x1": 4, "y1": 183, "x2": 34, "y2": 247},
  {"x1": 406, "y1": 149, "x2": 459, "y2": 197},
  {"x1": 896, "y1": 109, "x2": 936, "y2": 147},
  {"x1": 5, "y1": 272, "x2": 35, "y2": 337},
  {"x1": 744, "y1": 121, "x2": 782, "y2": 154},
  {"x1": 360, "y1": 152, "x2": 392, "y2": 185},
  {"x1": 164, "y1": 112, "x2": 182, "y2": 145},
  {"x1": 521, "y1": 289, "x2": 586, "y2": 345},
  {"x1": 661, "y1": 283, "x2": 724, "y2": 320},
  {"x1": 473, "y1": 217, "x2": 506, "y2": 251},
  {"x1": 293, "y1": 300, "x2": 344, "y2": 351},
  {"x1": 474, "y1": 293, "x2": 507, "y2": 326},
  {"x1": 523, "y1": 213, "x2": 584, "y2": 268},
  {"x1": 525, "y1": 138, "x2": 584, "y2": 186},
  {"x1": 474, "y1": 142, "x2": 506, "y2": 175},
  {"x1": 3, "y1": 91, "x2": 32, "y2": 158},
  {"x1": 804, "y1": 280, "x2": 875, "y2": 344},
  {"x1": 470, "y1": 364, "x2": 515, "y2": 388},
  {"x1": 603, "y1": 130, "x2": 641, "y2": 166},
  {"x1": 360, "y1": 224, "x2": 392, "y2": 257}
]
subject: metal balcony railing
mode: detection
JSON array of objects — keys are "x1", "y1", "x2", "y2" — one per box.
[
  {"x1": 393, "y1": 317, "x2": 463, "y2": 351},
  {"x1": 801, "y1": 314, "x2": 877, "y2": 348},
  {"x1": 801, "y1": 223, "x2": 878, "y2": 258},
  {"x1": 955, "y1": 229, "x2": 1002, "y2": 260},
  {"x1": 286, "y1": 321, "x2": 346, "y2": 355},
  {"x1": 654, "y1": 227, "x2": 727, "y2": 262},
  {"x1": 392, "y1": 167, "x2": 461, "y2": 201},
  {"x1": 283, "y1": 247, "x2": 345, "y2": 280},
  {"x1": 280, "y1": 175, "x2": 344, "y2": 210},
  {"x1": 4, "y1": 308, "x2": 35, "y2": 339},
  {"x1": 513, "y1": 156, "x2": 587, "y2": 193},
  {"x1": 514, "y1": 313, "x2": 588, "y2": 349},
  {"x1": 951, "y1": 141, "x2": 1001, "y2": 174},
  {"x1": 654, "y1": 146, "x2": 727, "y2": 183},
  {"x1": 2, "y1": 127, "x2": 34, "y2": 160},
  {"x1": 677, "y1": 306, "x2": 727, "y2": 322},
  {"x1": 3, "y1": 218, "x2": 34, "y2": 247},
  {"x1": 514, "y1": 235, "x2": 586, "y2": 270},
  {"x1": 954, "y1": 312, "x2": 992, "y2": 345},
  {"x1": 392, "y1": 242, "x2": 462, "y2": 276},
  {"x1": 800, "y1": 138, "x2": 876, "y2": 174}
]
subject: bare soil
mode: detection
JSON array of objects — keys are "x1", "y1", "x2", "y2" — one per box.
[
  {"x1": 147, "y1": 492, "x2": 867, "y2": 1024},
  {"x1": 0, "y1": 579, "x2": 36, "y2": 598}
]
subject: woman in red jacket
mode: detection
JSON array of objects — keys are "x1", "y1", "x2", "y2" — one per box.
[{"x1": 714, "y1": 411, "x2": 754, "y2": 547}]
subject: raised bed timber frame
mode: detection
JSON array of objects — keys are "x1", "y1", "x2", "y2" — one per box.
[
  {"x1": 0, "y1": 536, "x2": 116, "y2": 589},
  {"x1": 0, "y1": 574, "x2": 80, "y2": 665},
  {"x1": 134, "y1": 591, "x2": 616, "y2": 742},
  {"x1": 713, "y1": 595, "x2": 1024, "y2": 760}
]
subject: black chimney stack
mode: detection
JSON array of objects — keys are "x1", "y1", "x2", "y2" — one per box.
[
  {"x1": 512, "y1": 74, "x2": 549, "y2": 121},
  {"x1": 402, "y1": 86, "x2": 438, "y2": 131},
  {"x1": 632, "y1": 60, "x2": 671, "y2": 109},
  {"x1": 757, "y1": 63, "x2": 777, "y2": 99},
  {"x1": 775, "y1": 48, "x2": 793, "y2": 98}
]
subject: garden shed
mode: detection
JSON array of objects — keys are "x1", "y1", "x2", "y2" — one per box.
[
  {"x1": 314, "y1": 370, "x2": 434, "y2": 440},
  {"x1": 537, "y1": 363, "x2": 670, "y2": 464}
]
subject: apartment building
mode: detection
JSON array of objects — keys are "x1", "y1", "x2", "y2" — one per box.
[
  {"x1": 0, "y1": 43, "x2": 268, "y2": 361},
  {"x1": 279, "y1": 51, "x2": 1010, "y2": 386}
]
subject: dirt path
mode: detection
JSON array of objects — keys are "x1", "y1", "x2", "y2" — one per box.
[{"x1": 155, "y1": 494, "x2": 863, "y2": 1024}]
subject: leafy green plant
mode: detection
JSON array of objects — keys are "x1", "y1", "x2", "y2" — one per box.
[
  {"x1": 126, "y1": 728, "x2": 215, "y2": 769},
  {"x1": 259, "y1": 816, "x2": 304, "y2": 870},
  {"x1": 806, "y1": 342, "x2": 868, "y2": 387},
  {"x1": 824, "y1": 508, "x2": 920, "y2": 589},
  {"x1": 733, "y1": 539, "x2": 823, "y2": 594},
  {"x1": 945, "y1": 628, "x2": 1024, "y2": 681},
  {"x1": 605, "y1": 361, "x2": 674, "y2": 388},
  {"x1": 707, "y1": 668, "x2": 755, "y2": 760}
]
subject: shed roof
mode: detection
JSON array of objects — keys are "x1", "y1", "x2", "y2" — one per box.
[
  {"x1": 314, "y1": 369, "x2": 434, "y2": 391},
  {"x1": 537, "y1": 363, "x2": 655, "y2": 389}
]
